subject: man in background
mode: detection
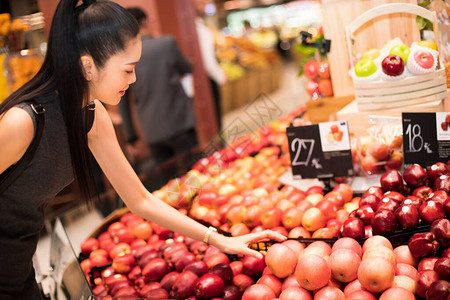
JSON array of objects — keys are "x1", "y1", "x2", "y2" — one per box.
[{"x1": 119, "y1": 7, "x2": 198, "y2": 190}]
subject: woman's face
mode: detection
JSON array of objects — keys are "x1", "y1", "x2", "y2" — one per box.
[{"x1": 88, "y1": 36, "x2": 142, "y2": 105}]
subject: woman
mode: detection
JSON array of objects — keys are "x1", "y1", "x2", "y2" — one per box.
[{"x1": 0, "y1": 0, "x2": 285, "y2": 298}]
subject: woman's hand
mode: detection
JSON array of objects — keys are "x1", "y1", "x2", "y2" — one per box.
[{"x1": 211, "y1": 230, "x2": 287, "y2": 259}]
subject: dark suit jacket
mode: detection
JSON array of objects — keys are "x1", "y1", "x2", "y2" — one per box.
[{"x1": 119, "y1": 35, "x2": 196, "y2": 144}]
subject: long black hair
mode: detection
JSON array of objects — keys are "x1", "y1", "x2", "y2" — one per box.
[{"x1": 0, "y1": 0, "x2": 139, "y2": 203}]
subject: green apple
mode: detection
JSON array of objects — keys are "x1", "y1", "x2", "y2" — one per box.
[
  {"x1": 354, "y1": 58, "x2": 377, "y2": 77},
  {"x1": 389, "y1": 44, "x2": 410, "y2": 64}
]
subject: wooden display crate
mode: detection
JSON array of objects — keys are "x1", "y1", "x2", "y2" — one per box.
[
  {"x1": 335, "y1": 98, "x2": 447, "y2": 138},
  {"x1": 346, "y1": 3, "x2": 448, "y2": 111},
  {"x1": 305, "y1": 95, "x2": 355, "y2": 123}
]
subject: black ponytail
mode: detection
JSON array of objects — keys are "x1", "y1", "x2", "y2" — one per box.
[{"x1": 0, "y1": 0, "x2": 139, "y2": 204}]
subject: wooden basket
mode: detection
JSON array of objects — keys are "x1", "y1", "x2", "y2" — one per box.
[{"x1": 346, "y1": 3, "x2": 448, "y2": 111}]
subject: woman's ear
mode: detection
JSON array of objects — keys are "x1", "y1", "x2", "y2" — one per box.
[{"x1": 81, "y1": 55, "x2": 95, "y2": 81}]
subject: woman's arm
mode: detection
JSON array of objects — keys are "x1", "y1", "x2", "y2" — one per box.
[
  {"x1": 88, "y1": 100, "x2": 285, "y2": 258},
  {"x1": 0, "y1": 108, "x2": 34, "y2": 174}
]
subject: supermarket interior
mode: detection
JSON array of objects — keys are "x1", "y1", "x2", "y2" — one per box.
[{"x1": 1, "y1": 0, "x2": 450, "y2": 299}]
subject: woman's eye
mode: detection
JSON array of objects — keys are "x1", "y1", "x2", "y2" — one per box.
[{"x1": 126, "y1": 70, "x2": 133, "y2": 74}]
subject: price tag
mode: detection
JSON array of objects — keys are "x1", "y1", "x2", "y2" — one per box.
[
  {"x1": 402, "y1": 112, "x2": 450, "y2": 167},
  {"x1": 286, "y1": 121, "x2": 354, "y2": 179}
]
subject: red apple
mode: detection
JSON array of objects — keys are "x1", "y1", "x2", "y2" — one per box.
[
  {"x1": 381, "y1": 54, "x2": 405, "y2": 76},
  {"x1": 433, "y1": 174, "x2": 450, "y2": 193},
  {"x1": 371, "y1": 210, "x2": 397, "y2": 235},
  {"x1": 314, "y1": 286, "x2": 345, "y2": 300},
  {"x1": 303, "y1": 60, "x2": 319, "y2": 80},
  {"x1": 109, "y1": 242, "x2": 131, "y2": 260},
  {"x1": 280, "y1": 274, "x2": 300, "y2": 290},
  {"x1": 257, "y1": 274, "x2": 282, "y2": 297},
  {"x1": 357, "y1": 257, "x2": 395, "y2": 293},
  {"x1": 205, "y1": 252, "x2": 230, "y2": 269},
  {"x1": 304, "y1": 80, "x2": 320, "y2": 98},
  {"x1": 112, "y1": 253, "x2": 135, "y2": 274},
  {"x1": 302, "y1": 207, "x2": 327, "y2": 232},
  {"x1": 403, "y1": 163, "x2": 427, "y2": 187},
  {"x1": 428, "y1": 162, "x2": 450, "y2": 182},
  {"x1": 222, "y1": 285, "x2": 243, "y2": 300},
  {"x1": 209, "y1": 263, "x2": 233, "y2": 286},
  {"x1": 242, "y1": 284, "x2": 276, "y2": 300},
  {"x1": 318, "y1": 62, "x2": 330, "y2": 79},
  {"x1": 341, "y1": 217, "x2": 365, "y2": 239},
  {"x1": 394, "y1": 204, "x2": 419, "y2": 229},
  {"x1": 329, "y1": 248, "x2": 361, "y2": 283},
  {"x1": 428, "y1": 190, "x2": 449, "y2": 206},
  {"x1": 281, "y1": 240, "x2": 305, "y2": 258},
  {"x1": 362, "y1": 235, "x2": 393, "y2": 252},
  {"x1": 408, "y1": 232, "x2": 440, "y2": 258},
  {"x1": 265, "y1": 243, "x2": 297, "y2": 278},
  {"x1": 183, "y1": 260, "x2": 208, "y2": 277},
  {"x1": 419, "y1": 200, "x2": 445, "y2": 223},
  {"x1": 416, "y1": 270, "x2": 440, "y2": 298},
  {"x1": 395, "y1": 263, "x2": 419, "y2": 281},
  {"x1": 242, "y1": 255, "x2": 265, "y2": 278},
  {"x1": 233, "y1": 274, "x2": 254, "y2": 293},
  {"x1": 141, "y1": 287, "x2": 170, "y2": 299},
  {"x1": 379, "y1": 287, "x2": 414, "y2": 300},
  {"x1": 142, "y1": 257, "x2": 169, "y2": 282},
  {"x1": 393, "y1": 245, "x2": 417, "y2": 267},
  {"x1": 288, "y1": 226, "x2": 311, "y2": 238},
  {"x1": 316, "y1": 200, "x2": 338, "y2": 219},
  {"x1": 433, "y1": 257, "x2": 450, "y2": 280},
  {"x1": 412, "y1": 186, "x2": 433, "y2": 199},
  {"x1": 430, "y1": 218, "x2": 450, "y2": 247},
  {"x1": 347, "y1": 290, "x2": 377, "y2": 300},
  {"x1": 318, "y1": 79, "x2": 333, "y2": 97},
  {"x1": 383, "y1": 191, "x2": 405, "y2": 203},
  {"x1": 160, "y1": 271, "x2": 180, "y2": 292},
  {"x1": 352, "y1": 205, "x2": 375, "y2": 225},
  {"x1": 426, "y1": 279, "x2": 450, "y2": 300},
  {"x1": 195, "y1": 273, "x2": 225, "y2": 299},
  {"x1": 279, "y1": 286, "x2": 312, "y2": 299},
  {"x1": 331, "y1": 237, "x2": 362, "y2": 257},
  {"x1": 332, "y1": 183, "x2": 353, "y2": 203},
  {"x1": 418, "y1": 257, "x2": 439, "y2": 272},
  {"x1": 359, "y1": 194, "x2": 381, "y2": 211},
  {"x1": 380, "y1": 170, "x2": 404, "y2": 192},
  {"x1": 401, "y1": 195, "x2": 423, "y2": 209},
  {"x1": 295, "y1": 254, "x2": 331, "y2": 291},
  {"x1": 111, "y1": 227, "x2": 134, "y2": 244},
  {"x1": 343, "y1": 279, "x2": 364, "y2": 296},
  {"x1": 170, "y1": 270, "x2": 199, "y2": 299},
  {"x1": 362, "y1": 246, "x2": 397, "y2": 267},
  {"x1": 377, "y1": 197, "x2": 400, "y2": 212},
  {"x1": 80, "y1": 237, "x2": 99, "y2": 256},
  {"x1": 260, "y1": 207, "x2": 283, "y2": 229}
]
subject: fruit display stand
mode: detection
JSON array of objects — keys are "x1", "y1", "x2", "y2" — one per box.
[
  {"x1": 67, "y1": 105, "x2": 450, "y2": 299},
  {"x1": 346, "y1": 3, "x2": 448, "y2": 112},
  {"x1": 220, "y1": 62, "x2": 282, "y2": 115}
]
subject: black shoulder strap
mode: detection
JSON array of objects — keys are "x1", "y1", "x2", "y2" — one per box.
[{"x1": 0, "y1": 101, "x2": 45, "y2": 194}]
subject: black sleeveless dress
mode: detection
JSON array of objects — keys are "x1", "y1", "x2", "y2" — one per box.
[{"x1": 0, "y1": 92, "x2": 74, "y2": 299}]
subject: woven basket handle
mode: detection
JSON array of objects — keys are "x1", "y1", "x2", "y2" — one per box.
[{"x1": 345, "y1": 3, "x2": 441, "y2": 70}]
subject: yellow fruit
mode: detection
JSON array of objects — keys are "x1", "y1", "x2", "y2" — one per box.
[
  {"x1": 361, "y1": 48, "x2": 381, "y2": 60},
  {"x1": 417, "y1": 40, "x2": 437, "y2": 50}
]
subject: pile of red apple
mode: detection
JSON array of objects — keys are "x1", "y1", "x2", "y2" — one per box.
[
  {"x1": 303, "y1": 60, "x2": 333, "y2": 100},
  {"x1": 79, "y1": 211, "x2": 270, "y2": 299}
]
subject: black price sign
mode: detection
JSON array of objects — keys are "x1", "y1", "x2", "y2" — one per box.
[
  {"x1": 286, "y1": 121, "x2": 354, "y2": 179},
  {"x1": 402, "y1": 112, "x2": 450, "y2": 167}
]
